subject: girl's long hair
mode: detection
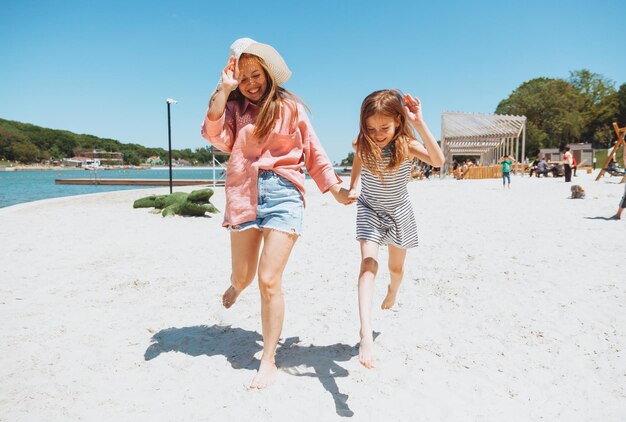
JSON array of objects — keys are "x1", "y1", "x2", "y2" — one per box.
[
  {"x1": 226, "y1": 54, "x2": 304, "y2": 138},
  {"x1": 357, "y1": 89, "x2": 416, "y2": 179}
]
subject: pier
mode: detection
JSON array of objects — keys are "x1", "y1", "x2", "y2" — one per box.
[{"x1": 55, "y1": 178, "x2": 225, "y2": 186}]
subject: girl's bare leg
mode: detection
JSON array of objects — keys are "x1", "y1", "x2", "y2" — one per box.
[
  {"x1": 381, "y1": 244, "x2": 407, "y2": 309},
  {"x1": 250, "y1": 229, "x2": 298, "y2": 389},
  {"x1": 358, "y1": 240, "x2": 379, "y2": 369},
  {"x1": 223, "y1": 229, "x2": 263, "y2": 308}
]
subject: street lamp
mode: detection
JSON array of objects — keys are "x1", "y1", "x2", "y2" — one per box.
[{"x1": 166, "y1": 98, "x2": 178, "y2": 194}]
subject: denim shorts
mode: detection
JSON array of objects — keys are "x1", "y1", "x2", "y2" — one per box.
[{"x1": 229, "y1": 170, "x2": 304, "y2": 236}]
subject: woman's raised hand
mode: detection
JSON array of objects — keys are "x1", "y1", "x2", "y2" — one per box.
[
  {"x1": 403, "y1": 94, "x2": 424, "y2": 126},
  {"x1": 221, "y1": 55, "x2": 239, "y2": 93}
]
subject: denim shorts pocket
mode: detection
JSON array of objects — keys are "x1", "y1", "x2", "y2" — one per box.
[{"x1": 275, "y1": 174, "x2": 296, "y2": 189}]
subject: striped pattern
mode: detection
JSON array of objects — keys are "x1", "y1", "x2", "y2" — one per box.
[{"x1": 356, "y1": 149, "x2": 418, "y2": 249}]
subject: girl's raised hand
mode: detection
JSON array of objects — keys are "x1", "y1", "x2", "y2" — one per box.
[
  {"x1": 403, "y1": 94, "x2": 424, "y2": 126},
  {"x1": 220, "y1": 55, "x2": 239, "y2": 93}
]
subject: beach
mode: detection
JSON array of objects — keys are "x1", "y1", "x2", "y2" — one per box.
[{"x1": 1, "y1": 172, "x2": 625, "y2": 421}]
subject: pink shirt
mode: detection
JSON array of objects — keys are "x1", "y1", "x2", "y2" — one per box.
[{"x1": 201, "y1": 98, "x2": 341, "y2": 227}]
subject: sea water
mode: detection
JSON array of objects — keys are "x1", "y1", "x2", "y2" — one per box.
[{"x1": 0, "y1": 168, "x2": 225, "y2": 208}]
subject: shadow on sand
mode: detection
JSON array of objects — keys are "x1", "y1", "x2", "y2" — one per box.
[
  {"x1": 583, "y1": 216, "x2": 619, "y2": 221},
  {"x1": 145, "y1": 325, "x2": 378, "y2": 417},
  {"x1": 144, "y1": 325, "x2": 262, "y2": 370}
]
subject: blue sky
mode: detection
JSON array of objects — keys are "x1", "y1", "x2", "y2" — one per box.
[{"x1": 1, "y1": 0, "x2": 625, "y2": 163}]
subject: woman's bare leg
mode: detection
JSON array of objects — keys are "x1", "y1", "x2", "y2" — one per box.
[
  {"x1": 223, "y1": 229, "x2": 263, "y2": 308},
  {"x1": 249, "y1": 229, "x2": 298, "y2": 389}
]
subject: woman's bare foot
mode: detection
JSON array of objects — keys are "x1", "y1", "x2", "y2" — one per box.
[
  {"x1": 222, "y1": 285, "x2": 240, "y2": 309},
  {"x1": 381, "y1": 284, "x2": 399, "y2": 309},
  {"x1": 249, "y1": 359, "x2": 277, "y2": 389},
  {"x1": 358, "y1": 332, "x2": 375, "y2": 368}
]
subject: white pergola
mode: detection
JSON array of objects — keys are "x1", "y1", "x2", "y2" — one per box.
[{"x1": 440, "y1": 112, "x2": 527, "y2": 175}]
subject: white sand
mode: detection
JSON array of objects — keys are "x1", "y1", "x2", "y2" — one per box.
[{"x1": 1, "y1": 171, "x2": 625, "y2": 421}]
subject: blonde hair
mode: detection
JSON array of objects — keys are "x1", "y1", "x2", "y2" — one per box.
[
  {"x1": 226, "y1": 54, "x2": 304, "y2": 138},
  {"x1": 357, "y1": 89, "x2": 416, "y2": 179}
]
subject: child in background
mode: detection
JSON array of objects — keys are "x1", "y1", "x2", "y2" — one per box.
[
  {"x1": 347, "y1": 89, "x2": 444, "y2": 368},
  {"x1": 201, "y1": 38, "x2": 350, "y2": 388},
  {"x1": 499, "y1": 154, "x2": 515, "y2": 189}
]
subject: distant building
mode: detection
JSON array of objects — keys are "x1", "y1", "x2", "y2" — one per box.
[
  {"x1": 173, "y1": 159, "x2": 191, "y2": 167},
  {"x1": 540, "y1": 143, "x2": 593, "y2": 166},
  {"x1": 73, "y1": 149, "x2": 124, "y2": 166},
  {"x1": 146, "y1": 156, "x2": 163, "y2": 166},
  {"x1": 62, "y1": 158, "x2": 84, "y2": 167}
]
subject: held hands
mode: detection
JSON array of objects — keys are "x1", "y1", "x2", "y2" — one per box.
[
  {"x1": 220, "y1": 55, "x2": 239, "y2": 93},
  {"x1": 403, "y1": 94, "x2": 424, "y2": 126},
  {"x1": 330, "y1": 184, "x2": 356, "y2": 205}
]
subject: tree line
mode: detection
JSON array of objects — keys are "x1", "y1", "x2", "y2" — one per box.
[
  {"x1": 496, "y1": 69, "x2": 626, "y2": 156},
  {"x1": 0, "y1": 118, "x2": 216, "y2": 165}
]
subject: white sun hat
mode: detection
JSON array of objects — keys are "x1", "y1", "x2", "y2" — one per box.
[
  {"x1": 230, "y1": 37, "x2": 292, "y2": 85},
  {"x1": 214, "y1": 38, "x2": 292, "y2": 94}
]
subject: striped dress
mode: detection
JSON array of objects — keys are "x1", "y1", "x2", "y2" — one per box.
[{"x1": 356, "y1": 148, "x2": 419, "y2": 249}]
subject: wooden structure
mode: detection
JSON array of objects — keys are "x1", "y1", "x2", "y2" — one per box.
[
  {"x1": 55, "y1": 178, "x2": 225, "y2": 186},
  {"x1": 441, "y1": 112, "x2": 526, "y2": 178},
  {"x1": 462, "y1": 165, "x2": 502, "y2": 179},
  {"x1": 595, "y1": 122, "x2": 626, "y2": 182}
]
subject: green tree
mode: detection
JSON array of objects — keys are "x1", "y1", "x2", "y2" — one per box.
[
  {"x1": 55, "y1": 134, "x2": 78, "y2": 157},
  {"x1": 568, "y1": 69, "x2": 618, "y2": 147},
  {"x1": 124, "y1": 150, "x2": 141, "y2": 166},
  {"x1": 11, "y1": 142, "x2": 41, "y2": 163},
  {"x1": 496, "y1": 77, "x2": 585, "y2": 156},
  {"x1": 340, "y1": 151, "x2": 354, "y2": 166},
  {"x1": 0, "y1": 126, "x2": 26, "y2": 159},
  {"x1": 194, "y1": 146, "x2": 214, "y2": 164},
  {"x1": 616, "y1": 83, "x2": 626, "y2": 127},
  {"x1": 48, "y1": 145, "x2": 65, "y2": 160}
]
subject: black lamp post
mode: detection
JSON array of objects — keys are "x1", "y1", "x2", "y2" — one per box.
[{"x1": 166, "y1": 98, "x2": 178, "y2": 194}]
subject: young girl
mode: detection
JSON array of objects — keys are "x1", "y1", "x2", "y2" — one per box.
[
  {"x1": 347, "y1": 89, "x2": 444, "y2": 369},
  {"x1": 201, "y1": 38, "x2": 350, "y2": 388}
]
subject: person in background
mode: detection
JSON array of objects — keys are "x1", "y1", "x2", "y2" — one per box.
[
  {"x1": 610, "y1": 146, "x2": 626, "y2": 220},
  {"x1": 563, "y1": 147, "x2": 573, "y2": 182},
  {"x1": 536, "y1": 156, "x2": 549, "y2": 177},
  {"x1": 499, "y1": 153, "x2": 516, "y2": 188}
]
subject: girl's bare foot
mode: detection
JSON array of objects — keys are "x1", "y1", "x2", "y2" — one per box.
[
  {"x1": 381, "y1": 284, "x2": 399, "y2": 309},
  {"x1": 249, "y1": 359, "x2": 277, "y2": 389},
  {"x1": 222, "y1": 285, "x2": 240, "y2": 308},
  {"x1": 358, "y1": 332, "x2": 375, "y2": 369}
]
